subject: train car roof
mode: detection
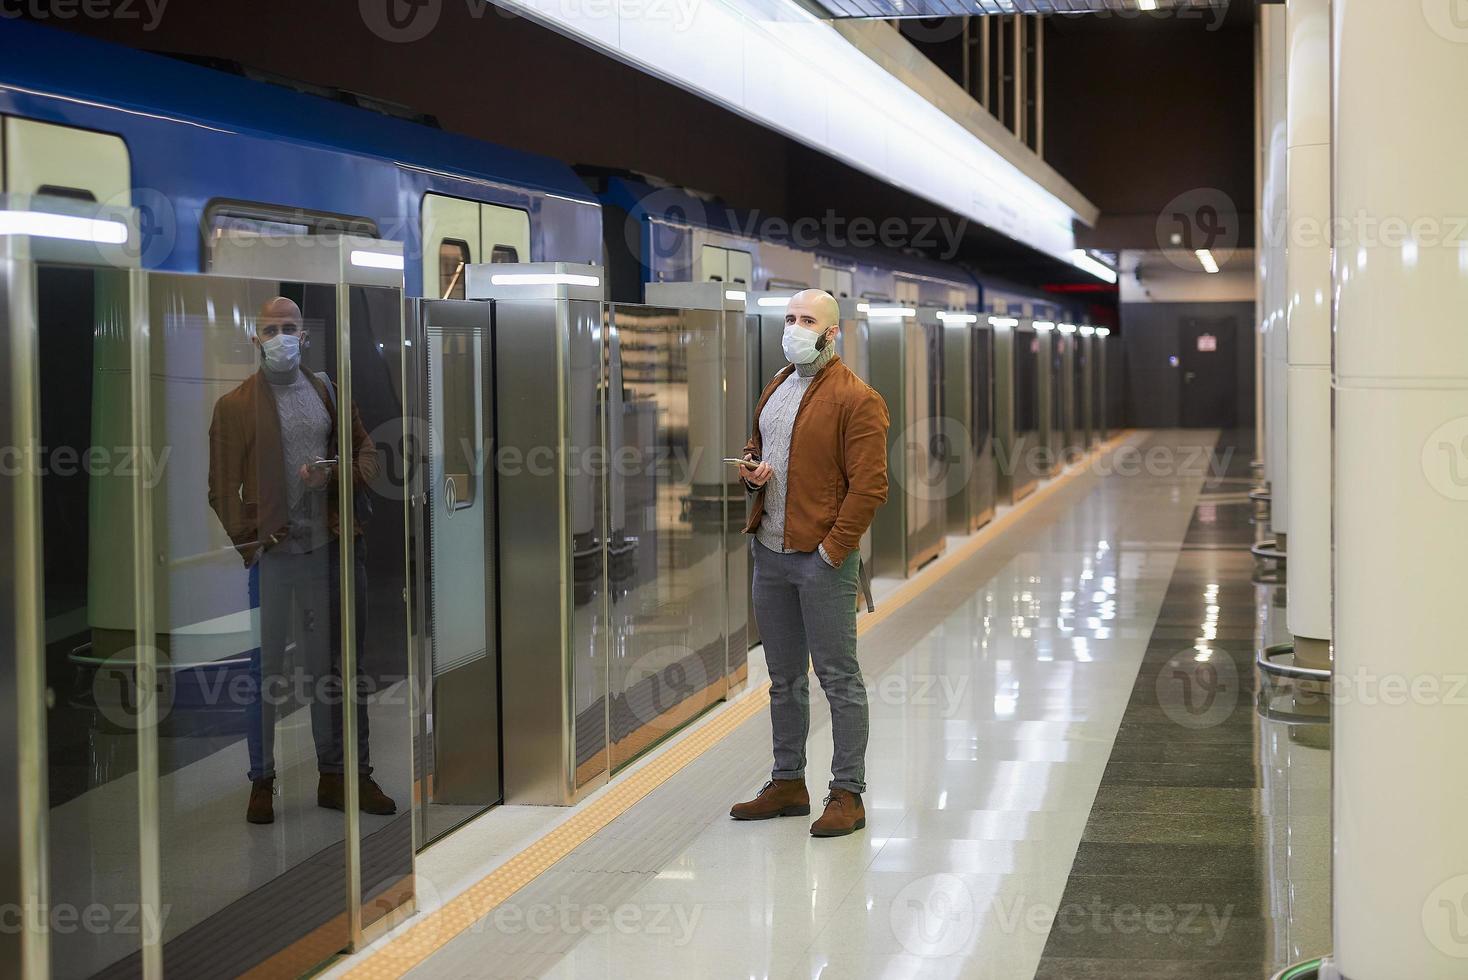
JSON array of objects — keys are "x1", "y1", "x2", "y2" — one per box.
[
  {"x1": 594, "y1": 173, "x2": 978, "y2": 288},
  {"x1": 0, "y1": 18, "x2": 597, "y2": 204}
]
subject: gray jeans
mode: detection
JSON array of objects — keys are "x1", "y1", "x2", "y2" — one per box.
[
  {"x1": 248, "y1": 543, "x2": 372, "y2": 781},
  {"x1": 752, "y1": 539, "x2": 869, "y2": 794}
]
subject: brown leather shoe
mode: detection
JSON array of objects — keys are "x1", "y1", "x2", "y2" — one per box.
[
  {"x1": 359, "y1": 776, "x2": 398, "y2": 816},
  {"x1": 810, "y1": 789, "x2": 865, "y2": 837},
  {"x1": 319, "y1": 773, "x2": 398, "y2": 815},
  {"x1": 246, "y1": 778, "x2": 275, "y2": 824},
  {"x1": 730, "y1": 779, "x2": 810, "y2": 820},
  {"x1": 318, "y1": 773, "x2": 345, "y2": 810}
]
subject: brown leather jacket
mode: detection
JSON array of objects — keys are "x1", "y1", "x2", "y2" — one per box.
[
  {"x1": 742, "y1": 356, "x2": 890, "y2": 566},
  {"x1": 207, "y1": 369, "x2": 378, "y2": 567}
]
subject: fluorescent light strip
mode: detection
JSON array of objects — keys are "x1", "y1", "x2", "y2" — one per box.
[
  {"x1": 757, "y1": 296, "x2": 791, "y2": 307},
  {"x1": 1195, "y1": 248, "x2": 1220, "y2": 274},
  {"x1": 1033, "y1": 320, "x2": 1055, "y2": 332},
  {"x1": 988, "y1": 316, "x2": 1019, "y2": 330},
  {"x1": 350, "y1": 249, "x2": 405, "y2": 271},
  {"x1": 724, "y1": 289, "x2": 747, "y2": 302},
  {"x1": 1079, "y1": 325, "x2": 1096, "y2": 337},
  {"x1": 1097, "y1": 328, "x2": 1111, "y2": 338},
  {"x1": 0, "y1": 210, "x2": 128, "y2": 245},
  {"x1": 1058, "y1": 323, "x2": 1078, "y2": 334},
  {"x1": 1138, "y1": 0, "x2": 1158, "y2": 9},
  {"x1": 1068, "y1": 249, "x2": 1119, "y2": 285},
  {"x1": 936, "y1": 311, "x2": 978, "y2": 323},
  {"x1": 490, "y1": 272, "x2": 600, "y2": 287},
  {"x1": 856, "y1": 303, "x2": 869, "y2": 313},
  {"x1": 867, "y1": 306, "x2": 916, "y2": 318}
]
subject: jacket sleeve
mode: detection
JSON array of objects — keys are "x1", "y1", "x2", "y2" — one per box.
[
  {"x1": 819, "y1": 387, "x2": 890, "y2": 566},
  {"x1": 207, "y1": 397, "x2": 256, "y2": 566},
  {"x1": 347, "y1": 398, "x2": 379, "y2": 486}
]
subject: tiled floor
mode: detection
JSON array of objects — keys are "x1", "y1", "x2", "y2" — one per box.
[
  {"x1": 1034, "y1": 431, "x2": 1330, "y2": 979},
  {"x1": 341, "y1": 429, "x2": 1332, "y2": 979}
]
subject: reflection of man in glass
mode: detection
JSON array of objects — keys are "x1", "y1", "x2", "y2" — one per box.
[{"x1": 207, "y1": 297, "x2": 397, "y2": 825}]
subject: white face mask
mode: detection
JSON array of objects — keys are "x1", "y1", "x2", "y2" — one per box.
[
  {"x1": 782, "y1": 324, "x2": 822, "y2": 365},
  {"x1": 261, "y1": 333, "x2": 301, "y2": 372}
]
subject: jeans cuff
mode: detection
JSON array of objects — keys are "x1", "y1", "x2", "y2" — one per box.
[
  {"x1": 772, "y1": 768, "x2": 805, "y2": 782},
  {"x1": 829, "y1": 779, "x2": 865, "y2": 795}
]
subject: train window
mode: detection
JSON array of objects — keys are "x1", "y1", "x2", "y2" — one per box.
[
  {"x1": 699, "y1": 245, "x2": 729, "y2": 283},
  {"x1": 4, "y1": 117, "x2": 130, "y2": 205},
  {"x1": 439, "y1": 239, "x2": 471, "y2": 300},
  {"x1": 727, "y1": 249, "x2": 752, "y2": 286},
  {"x1": 481, "y1": 202, "x2": 530, "y2": 267},
  {"x1": 441, "y1": 331, "x2": 476, "y2": 509},
  {"x1": 204, "y1": 201, "x2": 378, "y2": 270}
]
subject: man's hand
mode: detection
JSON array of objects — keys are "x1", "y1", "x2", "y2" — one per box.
[
  {"x1": 744, "y1": 455, "x2": 773, "y2": 488},
  {"x1": 300, "y1": 461, "x2": 333, "y2": 489}
]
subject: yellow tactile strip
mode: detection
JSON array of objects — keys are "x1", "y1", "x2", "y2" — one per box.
[{"x1": 345, "y1": 431, "x2": 1134, "y2": 979}]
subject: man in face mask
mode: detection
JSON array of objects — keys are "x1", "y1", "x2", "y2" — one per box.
[
  {"x1": 208, "y1": 296, "x2": 396, "y2": 825},
  {"x1": 731, "y1": 288, "x2": 890, "y2": 837}
]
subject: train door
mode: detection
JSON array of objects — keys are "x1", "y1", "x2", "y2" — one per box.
[
  {"x1": 698, "y1": 245, "x2": 752, "y2": 289},
  {"x1": 421, "y1": 193, "x2": 530, "y2": 299},
  {"x1": 420, "y1": 300, "x2": 498, "y2": 843},
  {"x1": 819, "y1": 265, "x2": 855, "y2": 299},
  {"x1": 415, "y1": 195, "x2": 525, "y2": 841}
]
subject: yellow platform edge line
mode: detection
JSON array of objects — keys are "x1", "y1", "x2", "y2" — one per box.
[{"x1": 344, "y1": 430, "x2": 1136, "y2": 979}]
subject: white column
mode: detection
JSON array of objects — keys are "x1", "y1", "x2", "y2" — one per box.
[
  {"x1": 1334, "y1": 2, "x2": 1468, "y2": 977},
  {"x1": 1253, "y1": 17, "x2": 1266, "y2": 467},
  {"x1": 1284, "y1": 0, "x2": 1331, "y2": 645},
  {"x1": 1262, "y1": 3, "x2": 1290, "y2": 539}
]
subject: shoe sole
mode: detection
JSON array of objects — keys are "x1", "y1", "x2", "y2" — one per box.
[
  {"x1": 810, "y1": 816, "x2": 866, "y2": 838},
  {"x1": 730, "y1": 804, "x2": 811, "y2": 820},
  {"x1": 246, "y1": 814, "x2": 274, "y2": 825}
]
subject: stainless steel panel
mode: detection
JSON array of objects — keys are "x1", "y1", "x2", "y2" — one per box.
[
  {"x1": 944, "y1": 321, "x2": 997, "y2": 534},
  {"x1": 995, "y1": 322, "x2": 1042, "y2": 505},
  {"x1": 494, "y1": 296, "x2": 606, "y2": 804},
  {"x1": 869, "y1": 309, "x2": 946, "y2": 578},
  {"x1": 722, "y1": 309, "x2": 750, "y2": 685},
  {"x1": 1037, "y1": 328, "x2": 1060, "y2": 476},
  {"x1": 1076, "y1": 334, "x2": 1094, "y2": 451}
]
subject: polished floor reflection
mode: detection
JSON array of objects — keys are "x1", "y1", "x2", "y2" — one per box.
[{"x1": 369, "y1": 429, "x2": 1329, "y2": 980}]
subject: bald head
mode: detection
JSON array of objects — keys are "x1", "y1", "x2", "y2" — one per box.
[
  {"x1": 255, "y1": 296, "x2": 304, "y2": 347},
  {"x1": 787, "y1": 289, "x2": 839, "y2": 330},
  {"x1": 785, "y1": 288, "x2": 840, "y2": 355}
]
